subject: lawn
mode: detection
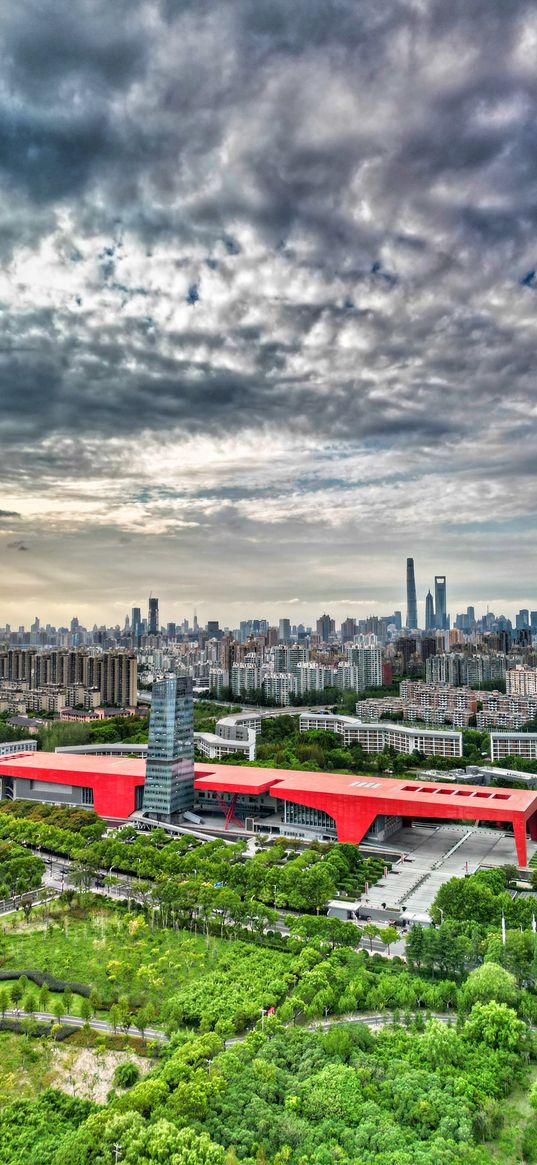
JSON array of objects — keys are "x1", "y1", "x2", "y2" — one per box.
[
  {"x1": 0, "y1": 1031, "x2": 55, "y2": 1107},
  {"x1": 484, "y1": 1065, "x2": 537, "y2": 1164}
]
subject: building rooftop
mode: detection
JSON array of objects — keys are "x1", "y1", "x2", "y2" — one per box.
[
  {"x1": 194, "y1": 762, "x2": 537, "y2": 812},
  {"x1": 0, "y1": 752, "x2": 146, "y2": 779}
]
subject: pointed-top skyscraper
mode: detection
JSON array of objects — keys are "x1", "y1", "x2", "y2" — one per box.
[
  {"x1": 406, "y1": 558, "x2": 418, "y2": 629},
  {"x1": 425, "y1": 590, "x2": 435, "y2": 631}
]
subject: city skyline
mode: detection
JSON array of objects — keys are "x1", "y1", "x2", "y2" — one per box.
[
  {"x1": 0, "y1": 2, "x2": 536, "y2": 622},
  {"x1": 0, "y1": 582, "x2": 536, "y2": 632}
]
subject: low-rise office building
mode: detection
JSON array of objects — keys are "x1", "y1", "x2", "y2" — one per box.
[{"x1": 300, "y1": 712, "x2": 463, "y2": 757}]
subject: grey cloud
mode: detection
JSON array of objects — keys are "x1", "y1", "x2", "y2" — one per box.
[{"x1": 0, "y1": 0, "x2": 535, "y2": 620}]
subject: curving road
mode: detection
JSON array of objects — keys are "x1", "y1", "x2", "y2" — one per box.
[{"x1": 2, "y1": 1007, "x2": 454, "y2": 1045}]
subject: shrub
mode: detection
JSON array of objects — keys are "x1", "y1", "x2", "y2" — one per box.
[{"x1": 113, "y1": 1061, "x2": 140, "y2": 1089}]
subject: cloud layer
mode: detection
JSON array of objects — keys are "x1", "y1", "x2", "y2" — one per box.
[{"x1": 0, "y1": 0, "x2": 536, "y2": 623}]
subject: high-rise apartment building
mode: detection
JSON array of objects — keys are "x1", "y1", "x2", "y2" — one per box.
[
  {"x1": 142, "y1": 675, "x2": 194, "y2": 818},
  {"x1": 340, "y1": 618, "x2": 357, "y2": 642},
  {"x1": 406, "y1": 558, "x2": 418, "y2": 629},
  {"x1": 148, "y1": 596, "x2": 159, "y2": 636},
  {"x1": 507, "y1": 667, "x2": 537, "y2": 697}
]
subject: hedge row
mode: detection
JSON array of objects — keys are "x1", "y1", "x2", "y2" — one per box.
[
  {"x1": 0, "y1": 1018, "x2": 76, "y2": 1040},
  {"x1": 0, "y1": 969, "x2": 90, "y2": 996}
]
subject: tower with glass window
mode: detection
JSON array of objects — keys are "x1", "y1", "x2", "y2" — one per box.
[{"x1": 142, "y1": 675, "x2": 194, "y2": 818}]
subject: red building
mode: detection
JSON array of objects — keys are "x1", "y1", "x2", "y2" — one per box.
[
  {"x1": 195, "y1": 764, "x2": 537, "y2": 867},
  {"x1": 0, "y1": 753, "x2": 145, "y2": 821},
  {"x1": 2, "y1": 752, "x2": 537, "y2": 866}
]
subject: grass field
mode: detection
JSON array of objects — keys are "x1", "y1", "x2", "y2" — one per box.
[
  {"x1": 0, "y1": 1031, "x2": 54, "y2": 1106},
  {"x1": 0, "y1": 907, "x2": 293, "y2": 1031},
  {"x1": 0, "y1": 909, "x2": 223, "y2": 1017},
  {"x1": 0, "y1": 1030, "x2": 153, "y2": 1108},
  {"x1": 484, "y1": 1066, "x2": 537, "y2": 1164}
]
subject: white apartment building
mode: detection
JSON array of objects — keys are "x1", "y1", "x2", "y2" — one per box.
[
  {"x1": 346, "y1": 644, "x2": 383, "y2": 689},
  {"x1": 300, "y1": 712, "x2": 463, "y2": 758},
  {"x1": 209, "y1": 667, "x2": 229, "y2": 697},
  {"x1": 262, "y1": 673, "x2": 297, "y2": 705},
  {"x1": 194, "y1": 729, "x2": 256, "y2": 761},
  {"x1": 295, "y1": 662, "x2": 335, "y2": 695},
  {"x1": 507, "y1": 667, "x2": 537, "y2": 698},
  {"x1": 490, "y1": 732, "x2": 537, "y2": 761},
  {"x1": 231, "y1": 662, "x2": 261, "y2": 696}
]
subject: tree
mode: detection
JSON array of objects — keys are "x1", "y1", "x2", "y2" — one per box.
[
  {"x1": 10, "y1": 980, "x2": 23, "y2": 1012},
  {"x1": 113, "y1": 1061, "x2": 140, "y2": 1089},
  {"x1": 80, "y1": 998, "x2": 92, "y2": 1026},
  {"x1": 459, "y1": 962, "x2": 518, "y2": 1012},
  {"x1": 406, "y1": 924, "x2": 426, "y2": 971},
  {"x1": 362, "y1": 922, "x2": 380, "y2": 952},
  {"x1": 464, "y1": 1001, "x2": 526, "y2": 1051},
  {"x1": 0, "y1": 989, "x2": 8, "y2": 1017},
  {"x1": 53, "y1": 997, "x2": 66, "y2": 1023},
  {"x1": 63, "y1": 988, "x2": 73, "y2": 1015},
  {"x1": 38, "y1": 982, "x2": 50, "y2": 1011},
  {"x1": 22, "y1": 991, "x2": 36, "y2": 1016},
  {"x1": 379, "y1": 925, "x2": 398, "y2": 957},
  {"x1": 109, "y1": 1004, "x2": 121, "y2": 1033}
]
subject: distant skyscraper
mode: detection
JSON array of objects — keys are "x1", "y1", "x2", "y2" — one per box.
[
  {"x1": 131, "y1": 607, "x2": 141, "y2": 644},
  {"x1": 148, "y1": 596, "x2": 159, "y2": 636},
  {"x1": 316, "y1": 614, "x2": 334, "y2": 642},
  {"x1": 279, "y1": 618, "x2": 291, "y2": 642},
  {"x1": 434, "y1": 576, "x2": 447, "y2": 630},
  {"x1": 142, "y1": 675, "x2": 194, "y2": 819},
  {"x1": 425, "y1": 590, "x2": 435, "y2": 631},
  {"x1": 406, "y1": 558, "x2": 418, "y2": 629}
]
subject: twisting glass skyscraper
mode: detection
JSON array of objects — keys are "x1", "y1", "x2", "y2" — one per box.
[
  {"x1": 142, "y1": 675, "x2": 194, "y2": 819},
  {"x1": 406, "y1": 558, "x2": 418, "y2": 629}
]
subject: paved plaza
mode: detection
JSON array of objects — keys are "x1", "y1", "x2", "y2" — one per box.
[{"x1": 361, "y1": 824, "x2": 537, "y2": 918}]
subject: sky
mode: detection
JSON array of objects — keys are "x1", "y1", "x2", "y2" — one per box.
[{"x1": 1, "y1": 0, "x2": 536, "y2": 629}]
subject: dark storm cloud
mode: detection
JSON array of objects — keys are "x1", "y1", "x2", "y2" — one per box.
[{"x1": 0, "y1": 0, "x2": 535, "y2": 484}]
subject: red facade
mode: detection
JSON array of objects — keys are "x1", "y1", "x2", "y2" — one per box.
[
  {"x1": 195, "y1": 765, "x2": 537, "y2": 866},
  {"x1": 0, "y1": 753, "x2": 146, "y2": 819}
]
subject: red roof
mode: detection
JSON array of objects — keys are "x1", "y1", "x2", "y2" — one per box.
[
  {"x1": 0, "y1": 753, "x2": 146, "y2": 780},
  {"x1": 193, "y1": 762, "x2": 537, "y2": 813}
]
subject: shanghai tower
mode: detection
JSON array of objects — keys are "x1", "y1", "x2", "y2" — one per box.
[{"x1": 406, "y1": 557, "x2": 418, "y2": 629}]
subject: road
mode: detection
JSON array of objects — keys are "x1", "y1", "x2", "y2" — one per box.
[
  {"x1": 2, "y1": 1008, "x2": 166, "y2": 1041},
  {"x1": 2, "y1": 1007, "x2": 454, "y2": 1045}
]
